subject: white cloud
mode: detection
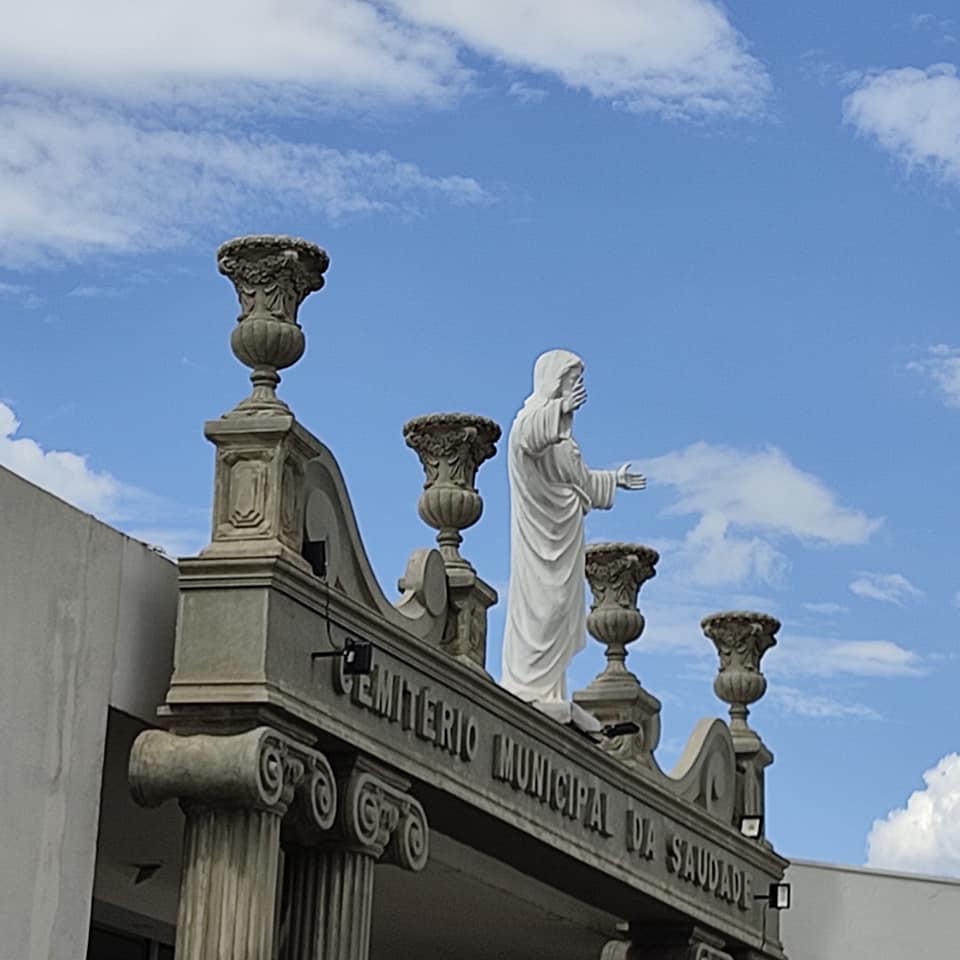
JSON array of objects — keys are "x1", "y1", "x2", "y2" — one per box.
[
  {"x1": 867, "y1": 753, "x2": 960, "y2": 877},
  {"x1": 772, "y1": 635, "x2": 924, "y2": 678},
  {"x1": 849, "y1": 571, "x2": 925, "y2": 606},
  {"x1": 639, "y1": 442, "x2": 881, "y2": 589},
  {"x1": 391, "y1": 0, "x2": 770, "y2": 119},
  {"x1": 679, "y1": 512, "x2": 789, "y2": 588},
  {"x1": 0, "y1": 96, "x2": 487, "y2": 267},
  {"x1": 0, "y1": 401, "x2": 122, "y2": 514},
  {"x1": 1, "y1": 1, "x2": 467, "y2": 110},
  {"x1": 0, "y1": 280, "x2": 41, "y2": 309},
  {"x1": 67, "y1": 285, "x2": 121, "y2": 299},
  {"x1": 843, "y1": 64, "x2": 960, "y2": 185},
  {"x1": 771, "y1": 685, "x2": 879, "y2": 720},
  {"x1": 803, "y1": 602, "x2": 849, "y2": 615},
  {"x1": 644, "y1": 443, "x2": 881, "y2": 544},
  {"x1": 507, "y1": 81, "x2": 548, "y2": 104},
  {"x1": 910, "y1": 13, "x2": 956, "y2": 41},
  {"x1": 953, "y1": 591, "x2": 960, "y2": 607},
  {"x1": 908, "y1": 344, "x2": 960, "y2": 408},
  {"x1": 2, "y1": 1, "x2": 769, "y2": 121},
  {"x1": 0, "y1": 401, "x2": 205, "y2": 555}
]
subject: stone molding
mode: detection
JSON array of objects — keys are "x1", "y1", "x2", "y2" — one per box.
[
  {"x1": 302, "y1": 445, "x2": 449, "y2": 645},
  {"x1": 129, "y1": 726, "x2": 335, "y2": 833}
]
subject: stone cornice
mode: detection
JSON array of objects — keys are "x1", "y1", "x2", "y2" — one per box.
[{"x1": 165, "y1": 560, "x2": 787, "y2": 879}]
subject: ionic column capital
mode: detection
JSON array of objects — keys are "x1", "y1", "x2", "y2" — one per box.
[
  {"x1": 130, "y1": 726, "x2": 336, "y2": 830},
  {"x1": 328, "y1": 759, "x2": 429, "y2": 871}
]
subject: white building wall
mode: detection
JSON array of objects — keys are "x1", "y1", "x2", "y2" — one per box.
[
  {"x1": 0, "y1": 466, "x2": 177, "y2": 960},
  {"x1": 781, "y1": 859, "x2": 960, "y2": 960}
]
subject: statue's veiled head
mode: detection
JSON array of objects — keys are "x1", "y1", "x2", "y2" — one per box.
[{"x1": 529, "y1": 349, "x2": 584, "y2": 406}]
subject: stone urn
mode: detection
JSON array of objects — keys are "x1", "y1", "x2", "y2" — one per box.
[
  {"x1": 402, "y1": 413, "x2": 501, "y2": 568},
  {"x1": 217, "y1": 235, "x2": 329, "y2": 414},
  {"x1": 574, "y1": 542, "x2": 661, "y2": 768},
  {"x1": 701, "y1": 611, "x2": 779, "y2": 737},
  {"x1": 585, "y1": 542, "x2": 659, "y2": 675}
]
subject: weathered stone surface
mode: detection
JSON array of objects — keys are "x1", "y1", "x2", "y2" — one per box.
[
  {"x1": 403, "y1": 412, "x2": 501, "y2": 570},
  {"x1": 278, "y1": 758, "x2": 428, "y2": 960},
  {"x1": 403, "y1": 412, "x2": 501, "y2": 674},
  {"x1": 130, "y1": 727, "x2": 336, "y2": 960},
  {"x1": 703, "y1": 611, "x2": 779, "y2": 843},
  {"x1": 574, "y1": 542, "x2": 661, "y2": 769},
  {"x1": 217, "y1": 235, "x2": 329, "y2": 415}
]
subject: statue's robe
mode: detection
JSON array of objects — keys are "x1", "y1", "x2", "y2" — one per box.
[{"x1": 501, "y1": 353, "x2": 616, "y2": 702}]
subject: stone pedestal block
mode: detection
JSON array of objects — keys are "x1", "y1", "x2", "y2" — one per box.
[
  {"x1": 574, "y1": 543, "x2": 660, "y2": 769},
  {"x1": 702, "y1": 611, "x2": 779, "y2": 842},
  {"x1": 202, "y1": 413, "x2": 325, "y2": 569},
  {"x1": 403, "y1": 412, "x2": 501, "y2": 673}
]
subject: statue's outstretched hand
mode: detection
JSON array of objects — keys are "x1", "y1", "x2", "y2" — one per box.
[
  {"x1": 616, "y1": 462, "x2": 647, "y2": 491},
  {"x1": 560, "y1": 376, "x2": 587, "y2": 415}
]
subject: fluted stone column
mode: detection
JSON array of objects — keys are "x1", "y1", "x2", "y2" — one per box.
[
  {"x1": 129, "y1": 727, "x2": 335, "y2": 960},
  {"x1": 279, "y1": 757, "x2": 429, "y2": 960}
]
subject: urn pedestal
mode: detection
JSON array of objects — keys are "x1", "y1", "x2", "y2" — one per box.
[
  {"x1": 702, "y1": 610, "x2": 780, "y2": 843},
  {"x1": 403, "y1": 413, "x2": 501, "y2": 674},
  {"x1": 217, "y1": 235, "x2": 329, "y2": 416},
  {"x1": 574, "y1": 542, "x2": 660, "y2": 769},
  {"x1": 200, "y1": 236, "x2": 330, "y2": 567}
]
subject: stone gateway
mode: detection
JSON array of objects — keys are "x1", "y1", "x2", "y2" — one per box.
[{"x1": 124, "y1": 236, "x2": 789, "y2": 960}]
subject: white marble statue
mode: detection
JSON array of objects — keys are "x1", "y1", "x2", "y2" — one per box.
[{"x1": 501, "y1": 349, "x2": 646, "y2": 705}]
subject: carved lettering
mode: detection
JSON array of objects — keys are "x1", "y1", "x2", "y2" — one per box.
[
  {"x1": 438, "y1": 702, "x2": 456, "y2": 753},
  {"x1": 336, "y1": 660, "x2": 479, "y2": 765},
  {"x1": 493, "y1": 734, "x2": 515, "y2": 782},
  {"x1": 665, "y1": 833, "x2": 753, "y2": 911},
  {"x1": 332, "y1": 656, "x2": 769, "y2": 925},
  {"x1": 668, "y1": 832, "x2": 683, "y2": 874},
  {"x1": 531, "y1": 752, "x2": 548, "y2": 801},
  {"x1": 627, "y1": 810, "x2": 656, "y2": 861},
  {"x1": 490, "y1": 736, "x2": 610, "y2": 836},
  {"x1": 462, "y1": 717, "x2": 478, "y2": 761}
]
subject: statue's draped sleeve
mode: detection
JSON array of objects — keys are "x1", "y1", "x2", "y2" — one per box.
[
  {"x1": 515, "y1": 398, "x2": 569, "y2": 455},
  {"x1": 586, "y1": 467, "x2": 616, "y2": 511}
]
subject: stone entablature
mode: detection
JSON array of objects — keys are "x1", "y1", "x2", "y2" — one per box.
[{"x1": 132, "y1": 235, "x2": 788, "y2": 960}]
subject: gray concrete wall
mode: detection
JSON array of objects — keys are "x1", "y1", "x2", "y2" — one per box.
[
  {"x1": 0, "y1": 465, "x2": 177, "y2": 960},
  {"x1": 781, "y1": 859, "x2": 960, "y2": 960}
]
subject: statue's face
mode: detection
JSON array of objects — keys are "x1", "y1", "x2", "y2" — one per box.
[{"x1": 559, "y1": 364, "x2": 583, "y2": 397}]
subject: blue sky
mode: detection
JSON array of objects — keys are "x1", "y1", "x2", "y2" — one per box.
[{"x1": 3, "y1": 1, "x2": 960, "y2": 875}]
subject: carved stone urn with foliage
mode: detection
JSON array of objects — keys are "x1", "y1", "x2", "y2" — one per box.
[
  {"x1": 403, "y1": 413, "x2": 501, "y2": 674},
  {"x1": 701, "y1": 610, "x2": 779, "y2": 741},
  {"x1": 574, "y1": 542, "x2": 661, "y2": 768},
  {"x1": 217, "y1": 235, "x2": 329, "y2": 414},
  {"x1": 402, "y1": 413, "x2": 501, "y2": 569},
  {"x1": 702, "y1": 610, "x2": 779, "y2": 843}
]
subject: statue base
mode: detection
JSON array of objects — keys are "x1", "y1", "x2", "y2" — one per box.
[{"x1": 533, "y1": 700, "x2": 603, "y2": 735}]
